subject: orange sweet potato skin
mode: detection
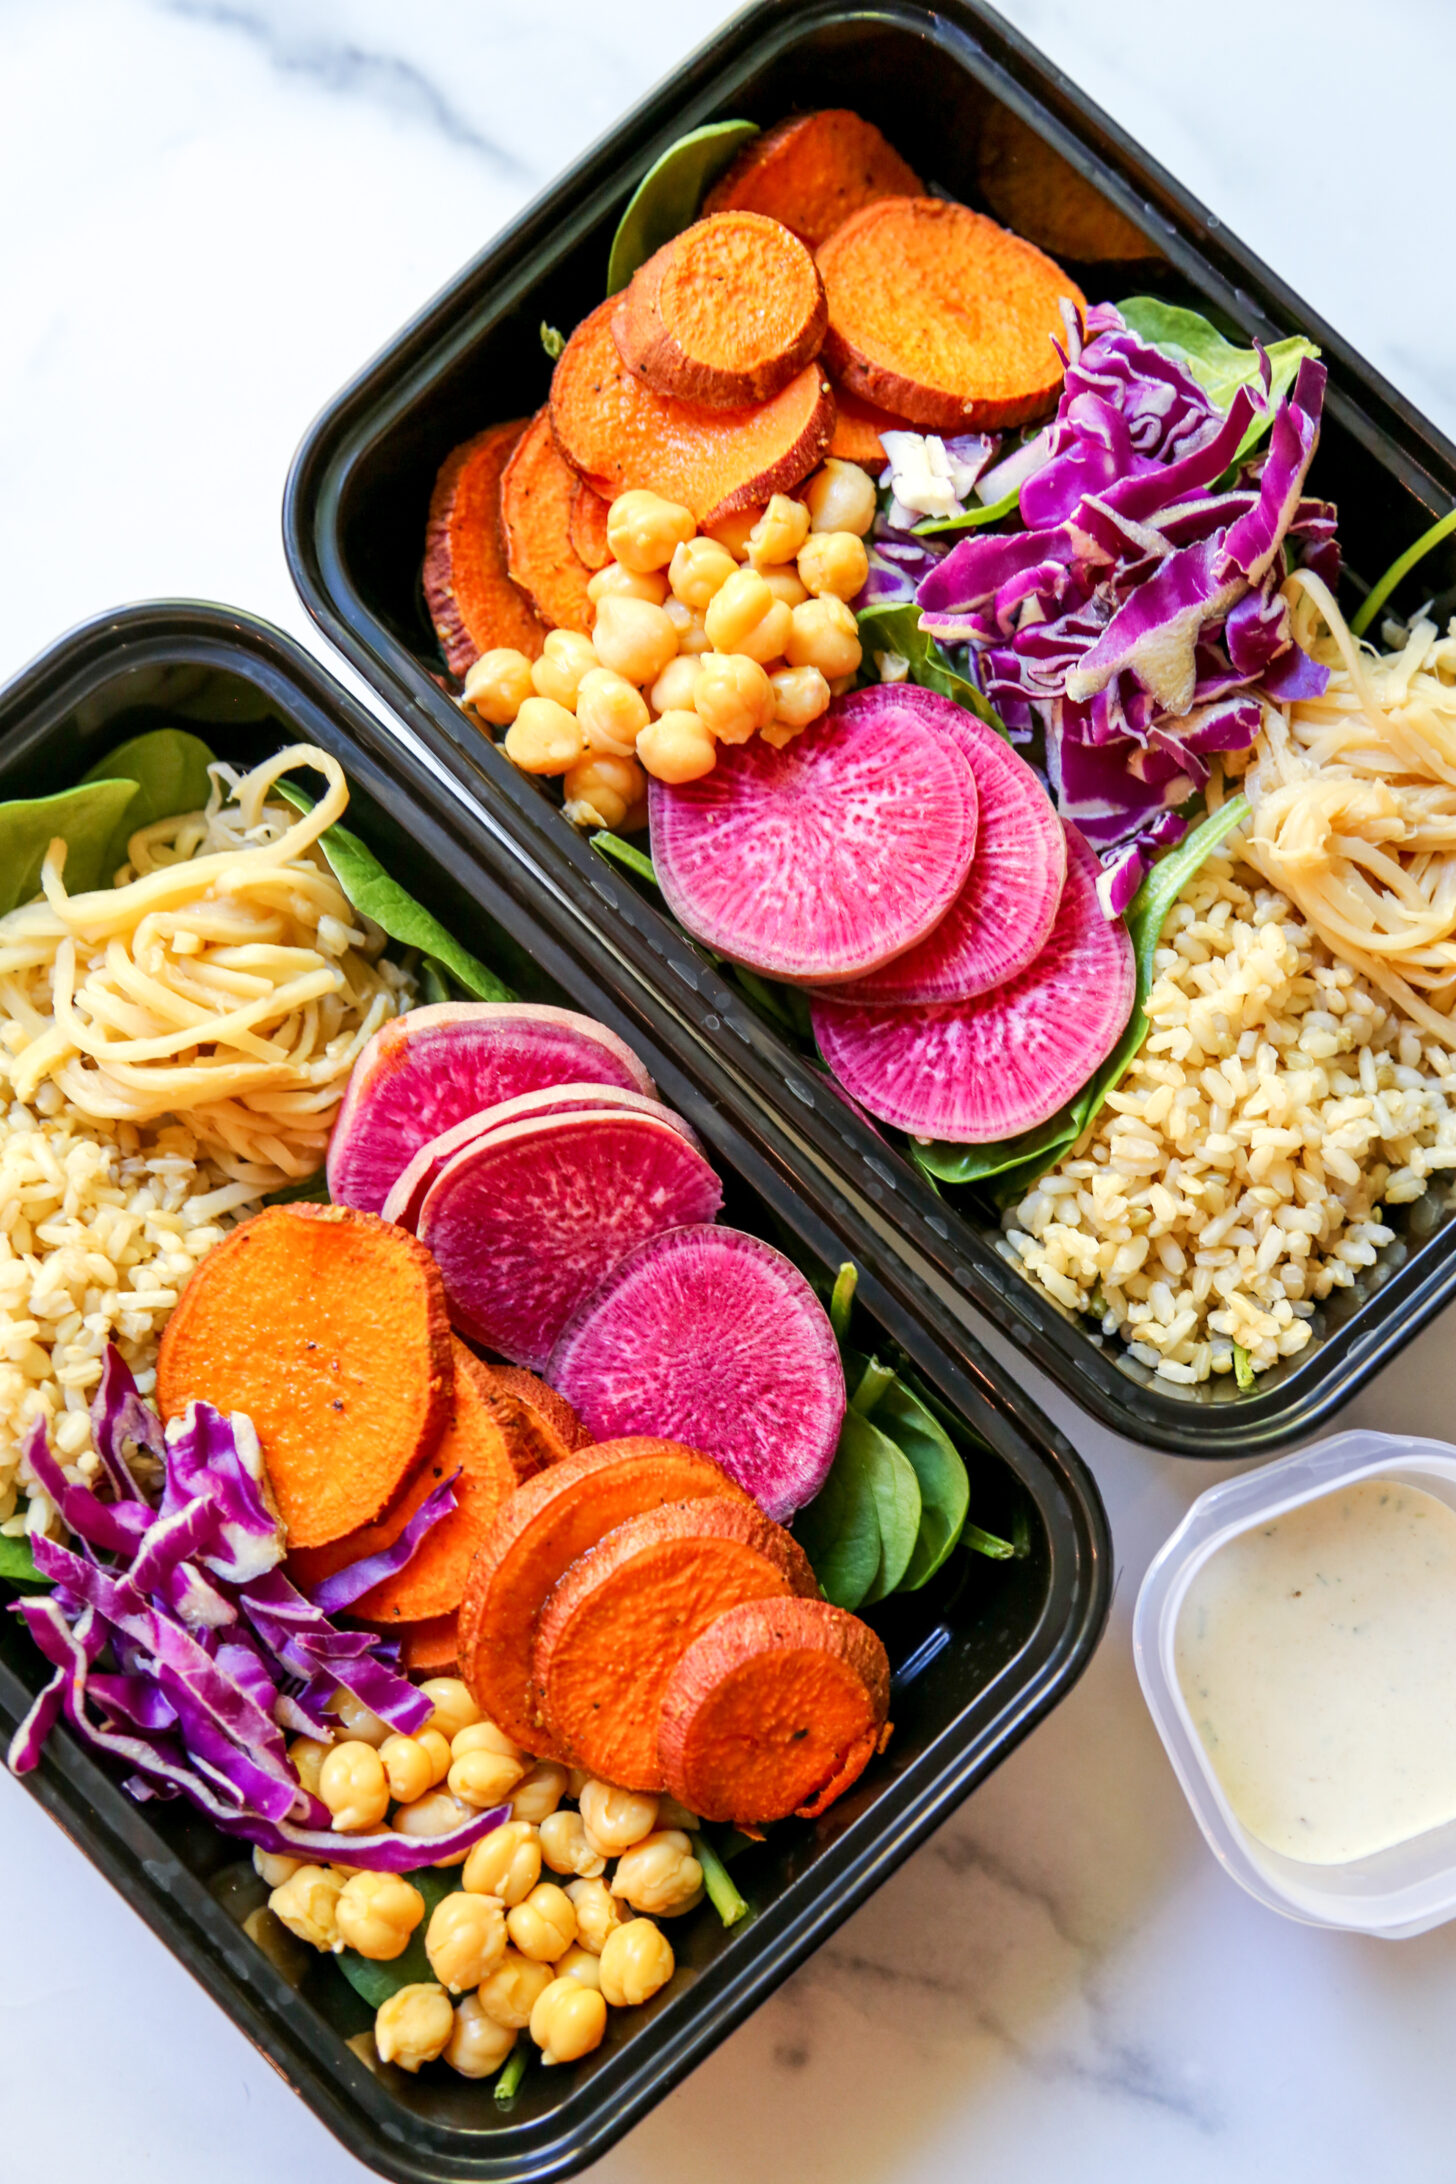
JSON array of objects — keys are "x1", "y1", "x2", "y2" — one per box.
[
  {"x1": 656, "y1": 1596, "x2": 891, "y2": 1825},
  {"x1": 568, "y1": 482, "x2": 613, "y2": 571},
  {"x1": 157, "y1": 1204, "x2": 453, "y2": 1552},
  {"x1": 457, "y1": 1438, "x2": 751, "y2": 1752},
  {"x1": 818, "y1": 197, "x2": 1085, "y2": 431},
  {"x1": 423, "y1": 423, "x2": 546, "y2": 677},
  {"x1": 551, "y1": 300, "x2": 835, "y2": 525},
  {"x1": 501, "y1": 408, "x2": 598, "y2": 636},
  {"x1": 614, "y1": 212, "x2": 828, "y2": 410},
  {"x1": 533, "y1": 1498, "x2": 818, "y2": 1790},
  {"x1": 703, "y1": 110, "x2": 923, "y2": 250},
  {"x1": 826, "y1": 382, "x2": 914, "y2": 469},
  {"x1": 482, "y1": 1365, "x2": 591, "y2": 1458}
]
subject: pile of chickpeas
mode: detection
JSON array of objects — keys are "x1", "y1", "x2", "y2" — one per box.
[
  {"x1": 459, "y1": 458, "x2": 879, "y2": 824},
  {"x1": 257, "y1": 1678, "x2": 703, "y2": 2079}
]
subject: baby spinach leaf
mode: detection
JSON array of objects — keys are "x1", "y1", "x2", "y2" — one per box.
[
  {"x1": 855, "y1": 1409, "x2": 923, "y2": 1606},
  {"x1": 80, "y1": 727, "x2": 217, "y2": 870},
  {"x1": 607, "y1": 120, "x2": 760, "y2": 293},
  {"x1": 0, "y1": 1535, "x2": 49, "y2": 1589},
  {"x1": 856, "y1": 601, "x2": 1006, "y2": 737},
  {"x1": 590, "y1": 829, "x2": 659, "y2": 887},
  {"x1": 419, "y1": 958, "x2": 452, "y2": 1006},
  {"x1": 1117, "y1": 298, "x2": 1318, "y2": 465},
  {"x1": 335, "y1": 1868, "x2": 460, "y2": 2008},
  {"x1": 913, "y1": 485, "x2": 1021, "y2": 538},
  {"x1": 276, "y1": 782, "x2": 513, "y2": 1003},
  {"x1": 793, "y1": 1420, "x2": 882, "y2": 1613},
  {"x1": 263, "y1": 1168, "x2": 330, "y2": 1206},
  {"x1": 0, "y1": 779, "x2": 140, "y2": 914},
  {"x1": 870, "y1": 1380, "x2": 970, "y2": 1589}
]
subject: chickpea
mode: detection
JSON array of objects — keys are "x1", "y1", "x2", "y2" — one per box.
[
  {"x1": 330, "y1": 1692, "x2": 390, "y2": 1748},
  {"x1": 694, "y1": 653, "x2": 775, "y2": 746},
  {"x1": 786, "y1": 596, "x2": 862, "y2": 679},
  {"x1": 530, "y1": 1975, "x2": 607, "y2": 2065},
  {"x1": 504, "y1": 695, "x2": 584, "y2": 777},
  {"x1": 508, "y1": 1881, "x2": 578, "y2": 1963},
  {"x1": 393, "y1": 1788, "x2": 478, "y2": 1868},
  {"x1": 592, "y1": 595, "x2": 679, "y2": 686},
  {"x1": 426, "y1": 1889, "x2": 507, "y2": 1992},
  {"x1": 461, "y1": 647, "x2": 534, "y2": 727},
  {"x1": 564, "y1": 1876, "x2": 626, "y2": 1956},
  {"x1": 539, "y1": 1809, "x2": 606, "y2": 1879},
  {"x1": 704, "y1": 569, "x2": 793, "y2": 664},
  {"x1": 588, "y1": 561, "x2": 669, "y2": 607},
  {"x1": 797, "y1": 529, "x2": 870, "y2": 603},
  {"x1": 452, "y1": 1720, "x2": 524, "y2": 1763},
  {"x1": 706, "y1": 505, "x2": 762, "y2": 559},
  {"x1": 650, "y1": 654, "x2": 702, "y2": 715},
  {"x1": 379, "y1": 1732, "x2": 447, "y2": 1806},
  {"x1": 510, "y1": 1761, "x2": 570, "y2": 1826},
  {"x1": 762, "y1": 565, "x2": 809, "y2": 608},
  {"x1": 269, "y1": 1865, "x2": 343, "y2": 1951},
  {"x1": 478, "y1": 1948, "x2": 554, "y2": 2030},
  {"x1": 607, "y1": 490, "x2": 697, "y2": 573},
  {"x1": 599, "y1": 1917, "x2": 675, "y2": 2007},
  {"x1": 375, "y1": 1982, "x2": 453, "y2": 2074},
  {"x1": 578, "y1": 1781, "x2": 658, "y2": 1857},
  {"x1": 663, "y1": 595, "x2": 711, "y2": 655},
  {"x1": 463, "y1": 1819, "x2": 542, "y2": 1906},
  {"x1": 636, "y1": 711, "x2": 717, "y2": 784},
  {"x1": 576, "y1": 667, "x2": 649, "y2": 757},
  {"x1": 420, "y1": 1678, "x2": 480, "y2": 1745},
  {"x1": 747, "y1": 493, "x2": 812, "y2": 568},
  {"x1": 610, "y1": 1831, "x2": 704, "y2": 1917},
  {"x1": 669, "y1": 535, "x2": 737, "y2": 609},
  {"x1": 253, "y1": 1848, "x2": 300, "y2": 1890},
  {"x1": 804, "y1": 457, "x2": 877, "y2": 537},
  {"x1": 562, "y1": 752, "x2": 647, "y2": 832},
  {"x1": 288, "y1": 1736, "x2": 332, "y2": 1797},
  {"x1": 557, "y1": 1943, "x2": 603, "y2": 1992},
  {"x1": 449, "y1": 1746, "x2": 527, "y2": 1810},
  {"x1": 531, "y1": 628, "x2": 599, "y2": 709},
  {"x1": 319, "y1": 1740, "x2": 391, "y2": 1833},
  {"x1": 769, "y1": 664, "x2": 831, "y2": 733},
  {"x1": 444, "y1": 1993, "x2": 518, "y2": 2079},
  {"x1": 336, "y1": 1871, "x2": 426, "y2": 1962}
]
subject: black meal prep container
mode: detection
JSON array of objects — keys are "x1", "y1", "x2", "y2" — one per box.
[
  {"x1": 283, "y1": 0, "x2": 1456, "y2": 1461},
  {"x1": 0, "y1": 602, "x2": 1109, "y2": 2183}
]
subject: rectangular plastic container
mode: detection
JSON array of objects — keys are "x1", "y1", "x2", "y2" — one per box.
[
  {"x1": 1135, "y1": 1430, "x2": 1456, "y2": 1938},
  {"x1": 0, "y1": 601, "x2": 1110, "y2": 2183},
  {"x1": 283, "y1": 0, "x2": 1456, "y2": 1460}
]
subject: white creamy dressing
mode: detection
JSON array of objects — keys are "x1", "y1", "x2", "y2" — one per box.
[{"x1": 1175, "y1": 1477, "x2": 1456, "y2": 1865}]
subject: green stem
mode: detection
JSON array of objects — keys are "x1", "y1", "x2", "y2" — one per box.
[
  {"x1": 849, "y1": 1358, "x2": 897, "y2": 1415},
  {"x1": 694, "y1": 1831, "x2": 750, "y2": 1928},
  {"x1": 963, "y1": 1520, "x2": 1016, "y2": 1562},
  {"x1": 494, "y1": 2045, "x2": 528, "y2": 2104},
  {"x1": 829, "y1": 1262, "x2": 858, "y2": 1348},
  {"x1": 1011, "y1": 1506, "x2": 1031, "y2": 1561},
  {"x1": 1351, "y1": 506, "x2": 1456, "y2": 638},
  {"x1": 1231, "y1": 1342, "x2": 1256, "y2": 1392},
  {"x1": 590, "y1": 830, "x2": 659, "y2": 887}
]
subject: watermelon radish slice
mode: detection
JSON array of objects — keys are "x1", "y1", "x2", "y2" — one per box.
[
  {"x1": 381, "y1": 1084, "x2": 703, "y2": 1231},
  {"x1": 328, "y1": 1003, "x2": 654, "y2": 1215},
  {"x1": 548, "y1": 1226, "x2": 845, "y2": 1522},
  {"x1": 810, "y1": 825, "x2": 1134, "y2": 1142},
  {"x1": 648, "y1": 702, "x2": 978, "y2": 984},
  {"x1": 417, "y1": 1110, "x2": 723, "y2": 1370},
  {"x1": 822, "y1": 686, "x2": 1067, "y2": 1006}
]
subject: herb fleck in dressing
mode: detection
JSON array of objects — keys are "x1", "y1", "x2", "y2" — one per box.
[{"x1": 1175, "y1": 1478, "x2": 1456, "y2": 1865}]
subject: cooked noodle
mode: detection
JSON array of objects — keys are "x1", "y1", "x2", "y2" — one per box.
[{"x1": 0, "y1": 745, "x2": 411, "y2": 1185}]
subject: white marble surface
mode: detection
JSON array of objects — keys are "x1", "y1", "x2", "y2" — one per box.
[{"x1": 2, "y1": 2, "x2": 1456, "y2": 2178}]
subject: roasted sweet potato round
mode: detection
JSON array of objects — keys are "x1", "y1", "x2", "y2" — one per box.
[
  {"x1": 703, "y1": 109, "x2": 923, "y2": 250},
  {"x1": 424, "y1": 421, "x2": 546, "y2": 677},
  {"x1": 501, "y1": 407, "x2": 597, "y2": 634},
  {"x1": 614, "y1": 212, "x2": 828, "y2": 410}
]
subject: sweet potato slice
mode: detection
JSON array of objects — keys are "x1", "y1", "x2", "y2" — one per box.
[
  {"x1": 534, "y1": 1498, "x2": 817, "y2": 1790},
  {"x1": 500, "y1": 407, "x2": 595, "y2": 635},
  {"x1": 403, "y1": 1613, "x2": 460, "y2": 1676},
  {"x1": 826, "y1": 382, "x2": 914, "y2": 469},
  {"x1": 551, "y1": 299, "x2": 835, "y2": 526},
  {"x1": 355, "y1": 1343, "x2": 520, "y2": 1625},
  {"x1": 614, "y1": 212, "x2": 828, "y2": 409},
  {"x1": 657, "y1": 1596, "x2": 891, "y2": 1825},
  {"x1": 568, "y1": 481, "x2": 612, "y2": 571},
  {"x1": 156, "y1": 1204, "x2": 453, "y2": 1551},
  {"x1": 703, "y1": 109, "x2": 923, "y2": 250},
  {"x1": 457, "y1": 1438, "x2": 750, "y2": 1750},
  {"x1": 287, "y1": 1441, "x2": 450, "y2": 1597},
  {"x1": 976, "y1": 103, "x2": 1158, "y2": 266},
  {"x1": 424, "y1": 422, "x2": 546, "y2": 677},
  {"x1": 818, "y1": 197, "x2": 1086, "y2": 431},
  {"x1": 484, "y1": 1366, "x2": 591, "y2": 1456}
]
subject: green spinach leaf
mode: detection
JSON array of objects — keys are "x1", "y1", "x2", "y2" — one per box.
[
  {"x1": 606, "y1": 120, "x2": 760, "y2": 293},
  {"x1": 80, "y1": 727, "x2": 217, "y2": 870},
  {"x1": 792, "y1": 1418, "x2": 882, "y2": 1613},
  {"x1": 869, "y1": 1380, "x2": 970, "y2": 1589},
  {"x1": 0, "y1": 780, "x2": 141, "y2": 914},
  {"x1": 1117, "y1": 297, "x2": 1318, "y2": 466},
  {"x1": 0, "y1": 1535, "x2": 49, "y2": 1589},
  {"x1": 590, "y1": 829, "x2": 659, "y2": 887},
  {"x1": 263, "y1": 1168, "x2": 330, "y2": 1206},
  {"x1": 335, "y1": 1868, "x2": 460, "y2": 2008},
  {"x1": 849, "y1": 1407, "x2": 922, "y2": 1606},
  {"x1": 276, "y1": 782, "x2": 513, "y2": 1002},
  {"x1": 856, "y1": 601, "x2": 1006, "y2": 737},
  {"x1": 913, "y1": 485, "x2": 1021, "y2": 538}
]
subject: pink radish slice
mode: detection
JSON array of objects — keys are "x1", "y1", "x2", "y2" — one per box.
[
  {"x1": 810, "y1": 824, "x2": 1134, "y2": 1142},
  {"x1": 648, "y1": 702, "x2": 978, "y2": 983},
  {"x1": 327, "y1": 1002, "x2": 654, "y2": 1215},
  {"x1": 417, "y1": 1110, "x2": 724, "y2": 1370},
  {"x1": 821, "y1": 686, "x2": 1067, "y2": 1006},
  {"x1": 381, "y1": 1084, "x2": 702, "y2": 1231},
  {"x1": 548, "y1": 1225, "x2": 845, "y2": 1522}
]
